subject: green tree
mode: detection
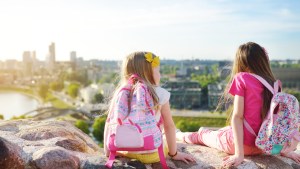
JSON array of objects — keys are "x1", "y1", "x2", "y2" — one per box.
[
  {"x1": 50, "y1": 81, "x2": 64, "y2": 91},
  {"x1": 160, "y1": 65, "x2": 178, "y2": 75},
  {"x1": 98, "y1": 72, "x2": 118, "y2": 84},
  {"x1": 38, "y1": 83, "x2": 49, "y2": 100},
  {"x1": 68, "y1": 83, "x2": 80, "y2": 98},
  {"x1": 191, "y1": 73, "x2": 220, "y2": 106},
  {"x1": 94, "y1": 93, "x2": 104, "y2": 103},
  {"x1": 66, "y1": 70, "x2": 89, "y2": 86},
  {"x1": 75, "y1": 120, "x2": 89, "y2": 134},
  {"x1": 0, "y1": 114, "x2": 4, "y2": 120},
  {"x1": 92, "y1": 117, "x2": 106, "y2": 142}
]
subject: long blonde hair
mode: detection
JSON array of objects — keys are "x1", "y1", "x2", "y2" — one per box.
[
  {"x1": 108, "y1": 51, "x2": 159, "y2": 116},
  {"x1": 220, "y1": 42, "x2": 276, "y2": 121}
]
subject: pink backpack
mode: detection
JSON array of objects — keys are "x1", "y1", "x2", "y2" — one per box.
[
  {"x1": 105, "y1": 76, "x2": 168, "y2": 169},
  {"x1": 244, "y1": 74, "x2": 300, "y2": 154}
]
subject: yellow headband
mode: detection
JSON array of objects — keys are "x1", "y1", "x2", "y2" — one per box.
[{"x1": 145, "y1": 52, "x2": 160, "y2": 67}]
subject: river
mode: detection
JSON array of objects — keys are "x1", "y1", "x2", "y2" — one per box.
[{"x1": 0, "y1": 92, "x2": 39, "y2": 120}]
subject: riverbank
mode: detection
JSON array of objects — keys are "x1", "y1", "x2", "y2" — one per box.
[
  {"x1": 0, "y1": 85, "x2": 72, "y2": 120},
  {"x1": 0, "y1": 85, "x2": 43, "y2": 104}
]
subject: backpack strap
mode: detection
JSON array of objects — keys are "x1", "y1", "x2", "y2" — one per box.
[
  {"x1": 243, "y1": 120, "x2": 257, "y2": 137},
  {"x1": 141, "y1": 85, "x2": 155, "y2": 116},
  {"x1": 107, "y1": 87, "x2": 131, "y2": 123},
  {"x1": 158, "y1": 144, "x2": 169, "y2": 169},
  {"x1": 243, "y1": 73, "x2": 281, "y2": 137},
  {"x1": 249, "y1": 74, "x2": 274, "y2": 94},
  {"x1": 249, "y1": 73, "x2": 282, "y2": 94},
  {"x1": 105, "y1": 150, "x2": 117, "y2": 168}
]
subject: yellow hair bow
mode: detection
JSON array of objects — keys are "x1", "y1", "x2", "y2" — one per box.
[{"x1": 145, "y1": 52, "x2": 160, "y2": 67}]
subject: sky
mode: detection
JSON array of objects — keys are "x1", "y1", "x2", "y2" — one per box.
[{"x1": 0, "y1": 0, "x2": 300, "y2": 61}]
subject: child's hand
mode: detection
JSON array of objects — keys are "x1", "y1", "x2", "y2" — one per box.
[
  {"x1": 281, "y1": 151, "x2": 300, "y2": 163},
  {"x1": 171, "y1": 151, "x2": 196, "y2": 164},
  {"x1": 222, "y1": 155, "x2": 244, "y2": 167}
]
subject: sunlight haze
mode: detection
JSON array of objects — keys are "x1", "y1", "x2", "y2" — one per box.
[{"x1": 0, "y1": 0, "x2": 299, "y2": 61}]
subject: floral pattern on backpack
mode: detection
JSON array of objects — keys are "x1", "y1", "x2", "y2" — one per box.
[
  {"x1": 244, "y1": 74, "x2": 300, "y2": 155},
  {"x1": 255, "y1": 92, "x2": 300, "y2": 154}
]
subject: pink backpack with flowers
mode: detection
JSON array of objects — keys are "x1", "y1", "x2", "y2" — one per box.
[
  {"x1": 244, "y1": 74, "x2": 300, "y2": 154},
  {"x1": 105, "y1": 75, "x2": 168, "y2": 169}
]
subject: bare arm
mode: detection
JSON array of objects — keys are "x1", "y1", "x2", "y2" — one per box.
[
  {"x1": 223, "y1": 95, "x2": 245, "y2": 167},
  {"x1": 232, "y1": 95, "x2": 245, "y2": 158},
  {"x1": 161, "y1": 101, "x2": 195, "y2": 163},
  {"x1": 161, "y1": 101, "x2": 177, "y2": 155},
  {"x1": 103, "y1": 120, "x2": 109, "y2": 157}
]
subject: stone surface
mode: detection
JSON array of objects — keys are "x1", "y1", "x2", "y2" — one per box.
[
  {"x1": 0, "y1": 119, "x2": 300, "y2": 169},
  {"x1": 0, "y1": 119, "x2": 104, "y2": 169}
]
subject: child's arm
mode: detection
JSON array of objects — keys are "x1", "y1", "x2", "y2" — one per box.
[
  {"x1": 223, "y1": 95, "x2": 244, "y2": 167},
  {"x1": 161, "y1": 102, "x2": 177, "y2": 155},
  {"x1": 103, "y1": 121, "x2": 109, "y2": 157},
  {"x1": 161, "y1": 101, "x2": 195, "y2": 163}
]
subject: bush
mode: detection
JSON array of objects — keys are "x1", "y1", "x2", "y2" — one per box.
[
  {"x1": 38, "y1": 83, "x2": 49, "y2": 100},
  {"x1": 75, "y1": 120, "x2": 89, "y2": 134},
  {"x1": 176, "y1": 120, "x2": 201, "y2": 132},
  {"x1": 173, "y1": 116, "x2": 227, "y2": 132},
  {"x1": 10, "y1": 115, "x2": 26, "y2": 120},
  {"x1": 50, "y1": 81, "x2": 64, "y2": 91},
  {"x1": 68, "y1": 83, "x2": 80, "y2": 98},
  {"x1": 0, "y1": 114, "x2": 3, "y2": 120},
  {"x1": 94, "y1": 93, "x2": 104, "y2": 103},
  {"x1": 92, "y1": 116, "x2": 106, "y2": 142}
]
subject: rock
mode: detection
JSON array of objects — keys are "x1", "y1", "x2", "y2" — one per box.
[
  {"x1": 31, "y1": 147, "x2": 80, "y2": 169},
  {"x1": 1, "y1": 119, "x2": 300, "y2": 169},
  {"x1": 0, "y1": 119, "x2": 105, "y2": 169},
  {"x1": 0, "y1": 138, "x2": 24, "y2": 169}
]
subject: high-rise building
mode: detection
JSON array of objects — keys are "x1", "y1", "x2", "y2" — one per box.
[
  {"x1": 31, "y1": 51, "x2": 39, "y2": 72},
  {"x1": 48, "y1": 42, "x2": 56, "y2": 72},
  {"x1": 70, "y1": 51, "x2": 76, "y2": 61},
  {"x1": 70, "y1": 51, "x2": 77, "y2": 71},
  {"x1": 23, "y1": 51, "x2": 32, "y2": 77}
]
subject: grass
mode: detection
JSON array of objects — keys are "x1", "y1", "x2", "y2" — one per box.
[{"x1": 45, "y1": 93, "x2": 72, "y2": 109}]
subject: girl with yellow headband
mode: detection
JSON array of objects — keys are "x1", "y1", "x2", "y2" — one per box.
[{"x1": 104, "y1": 51, "x2": 195, "y2": 165}]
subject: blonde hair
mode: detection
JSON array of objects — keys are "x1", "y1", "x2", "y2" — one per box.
[
  {"x1": 108, "y1": 51, "x2": 159, "y2": 116},
  {"x1": 219, "y1": 42, "x2": 276, "y2": 121}
]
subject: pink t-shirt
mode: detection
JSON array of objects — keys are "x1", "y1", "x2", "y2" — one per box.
[{"x1": 229, "y1": 72, "x2": 264, "y2": 146}]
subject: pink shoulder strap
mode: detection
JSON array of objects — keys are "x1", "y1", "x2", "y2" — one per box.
[
  {"x1": 107, "y1": 87, "x2": 131, "y2": 122},
  {"x1": 249, "y1": 73, "x2": 281, "y2": 94},
  {"x1": 244, "y1": 73, "x2": 281, "y2": 136}
]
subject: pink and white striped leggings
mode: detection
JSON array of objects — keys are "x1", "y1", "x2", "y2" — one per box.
[{"x1": 183, "y1": 126, "x2": 262, "y2": 155}]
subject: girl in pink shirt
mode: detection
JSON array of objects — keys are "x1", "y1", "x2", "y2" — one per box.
[{"x1": 176, "y1": 42, "x2": 300, "y2": 167}]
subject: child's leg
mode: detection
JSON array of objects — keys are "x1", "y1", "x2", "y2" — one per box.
[
  {"x1": 176, "y1": 128, "x2": 199, "y2": 144},
  {"x1": 281, "y1": 152, "x2": 300, "y2": 163},
  {"x1": 280, "y1": 138, "x2": 300, "y2": 163},
  {"x1": 177, "y1": 126, "x2": 235, "y2": 154},
  {"x1": 176, "y1": 127, "x2": 214, "y2": 145}
]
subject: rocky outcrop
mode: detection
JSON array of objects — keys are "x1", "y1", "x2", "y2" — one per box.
[
  {"x1": 0, "y1": 119, "x2": 103, "y2": 169},
  {"x1": 0, "y1": 119, "x2": 300, "y2": 169}
]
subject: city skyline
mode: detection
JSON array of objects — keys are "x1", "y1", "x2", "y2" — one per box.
[{"x1": 0, "y1": 0, "x2": 300, "y2": 61}]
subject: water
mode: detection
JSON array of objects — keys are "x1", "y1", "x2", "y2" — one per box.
[{"x1": 0, "y1": 92, "x2": 39, "y2": 120}]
